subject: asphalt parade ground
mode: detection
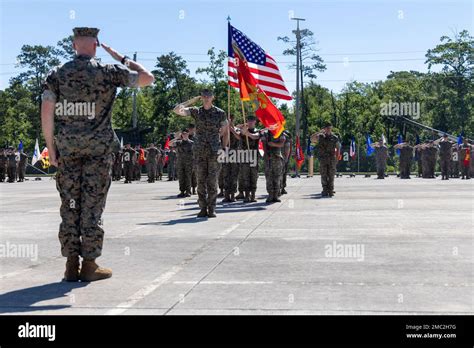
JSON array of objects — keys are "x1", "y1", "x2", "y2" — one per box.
[{"x1": 0, "y1": 175, "x2": 472, "y2": 315}]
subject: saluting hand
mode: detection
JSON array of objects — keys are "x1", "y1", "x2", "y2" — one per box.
[{"x1": 101, "y1": 43, "x2": 123, "y2": 62}]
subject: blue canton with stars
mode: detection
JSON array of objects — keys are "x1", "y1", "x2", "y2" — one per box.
[{"x1": 230, "y1": 25, "x2": 266, "y2": 65}]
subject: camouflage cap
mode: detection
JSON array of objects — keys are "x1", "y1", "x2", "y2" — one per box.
[
  {"x1": 247, "y1": 115, "x2": 257, "y2": 121},
  {"x1": 323, "y1": 121, "x2": 333, "y2": 128},
  {"x1": 73, "y1": 27, "x2": 99, "y2": 38},
  {"x1": 200, "y1": 88, "x2": 214, "y2": 97},
  {"x1": 73, "y1": 27, "x2": 100, "y2": 44}
]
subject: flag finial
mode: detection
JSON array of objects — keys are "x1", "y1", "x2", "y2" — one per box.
[{"x1": 227, "y1": 15, "x2": 231, "y2": 22}]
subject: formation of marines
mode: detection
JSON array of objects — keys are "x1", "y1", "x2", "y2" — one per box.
[
  {"x1": 393, "y1": 134, "x2": 473, "y2": 180},
  {"x1": 0, "y1": 146, "x2": 28, "y2": 183},
  {"x1": 29, "y1": 26, "x2": 474, "y2": 284}
]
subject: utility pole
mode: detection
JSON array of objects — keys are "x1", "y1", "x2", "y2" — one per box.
[
  {"x1": 291, "y1": 17, "x2": 305, "y2": 177},
  {"x1": 132, "y1": 51, "x2": 138, "y2": 129}
]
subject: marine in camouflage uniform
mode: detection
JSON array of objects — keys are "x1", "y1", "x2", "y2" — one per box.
[
  {"x1": 155, "y1": 144, "x2": 164, "y2": 181},
  {"x1": 395, "y1": 142, "x2": 414, "y2": 179},
  {"x1": 239, "y1": 116, "x2": 260, "y2": 203},
  {"x1": 6, "y1": 147, "x2": 17, "y2": 183},
  {"x1": 188, "y1": 124, "x2": 197, "y2": 194},
  {"x1": 438, "y1": 134, "x2": 453, "y2": 180},
  {"x1": 172, "y1": 89, "x2": 228, "y2": 218},
  {"x1": 112, "y1": 149, "x2": 122, "y2": 181},
  {"x1": 41, "y1": 27, "x2": 154, "y2": 281},
  {"x1": 171, "y1": 130, "x2": 194, "y2": 197},
  {"x1": 311, "y1": 122, "x2": 340, "y2": 197},
  {"x1": 122, "y1": 144, "x2": 136, "y2": 183},
  {"x1": 262, "y1": 131, "x2": 286, "y2": 203},
  {"x1": 373, "y1": 139, "x2": 388, "y2": 179},
  {"x1": 280, "y1": 130, "x2": 292, "y2": 195},
  {"x1": 221, "y1": 116, "x2": 241, "y2": 203},
  {"x1": 420, "y1": 141, "x2": 437, "y2": 178},
  {"x1": 167, "y1": 147, "x2": 177, "y2": 181},
  {"x1": 145, "y1": 143, "x2": 159, "y2": 183},
  {"x1": 17, "y1": 150, "x2": 28, "y2": 182},
  {"x1": 0, "y1": 148, "x2": 6, "y2": 182},
  {"x1": 217, "y1": 159, "x2": 224, "y2": 198}
]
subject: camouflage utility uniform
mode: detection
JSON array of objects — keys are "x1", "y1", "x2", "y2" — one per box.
[
  {"x1": 374, "y1": 145, "x2": 388, "y2": 179},
  {"x1": 263, "y1": 132, "x2": 285, "y2": 202},
  {"x1": 146, "y1": 146, "x2": 159, "y2": 183},
  {"x1": 175, "y1": 139, "x2": 194, "y2": 194},
  {"x1": 438, "y1": 139, "x2": 453, "y2": 180},
  {"x1": 316, "y1": 133, "x2": 339, "y2": 196},
  {"x1": 222, "y1": 132, "x2": 241, "y2": 198},
  {"x1": 398, "y1": 144, "x2": 413, "y2": 179},
  {"x1": 42, "y1": 53, "x2": 138, "y2": 259},
  {"x1": 188, "y1": 106, "x2": 227, "y2": 212},
  {"x1": 240, "y1": 128, "x2": 260, "y2": 199}
]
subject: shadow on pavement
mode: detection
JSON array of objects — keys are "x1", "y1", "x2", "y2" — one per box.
[{"x1": 0, "y1": 282, "x2": 88, "y2": 314}]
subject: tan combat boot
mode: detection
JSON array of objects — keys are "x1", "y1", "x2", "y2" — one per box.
[
  {"x1": 63, "y1": 255, "x2": 80, "y2": 282},
  {"x1": 79, "y1": 259, "x2": 112, "y2": 282}
]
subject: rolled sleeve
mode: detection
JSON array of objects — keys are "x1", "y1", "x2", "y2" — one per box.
[
  {"x1": 42, "y1": 69, "x2": 59, "y2": 102},
  {"x1": 219, "y1": 111, "x2": 228, "y2": 127},
  {"x1": 108, "y1": 64, "x2": 138, "y2": 88},
  {"x1": 189, "y1": 107, "x2": 199, "y2": 119}
]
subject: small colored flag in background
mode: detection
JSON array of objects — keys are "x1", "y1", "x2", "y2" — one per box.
[
  {"x1": 350, "y1": 138, "x2": 356, "y2": 159},
  {"x1": 457, "y1": 133, "x2": 463, "y2": 146},
  {"x1": 163, "y1": 136, "x2": 170, "y2": 165},
  {"x1": 18, "y1": 140, "x2": 23, "y2": 152},
  {"x1": 366, "y1": 135, "x2": 374, "y2": 156},
  {"x1": 258, "y1": 139, "x2": 265, "y2": 157},
  {"x1": 40, "y1": 147, "x2": 49, "y2": 169},
  {"x1": 32, "y1": 139, "x2": 40, "y2": 165},
  {"x1": 295, "y1": 136, "x2": 305, "y2": 169},
  {"x1": 396, "y1": 134, "x2": 403, "y2": 156},
  {"x1": 138, "y1": 148, "x2": 146, "y2": 165},
  {"x1": 463, "y1": 147, "x2": 470, "y2": 167}
]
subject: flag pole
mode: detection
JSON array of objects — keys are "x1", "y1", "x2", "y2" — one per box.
[
  {"x1": 226, "y1": 15, "x2": 231, "y2": 148},
  {"x1": 241, "y1": 100, "x2": 250, "y2": 150},
  {"x1": 227, "y1": 84, "x2": 231, "y2": 147}
]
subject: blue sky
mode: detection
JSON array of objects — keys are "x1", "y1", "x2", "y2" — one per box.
[{"x1": 0, "y1": 0, "x2": 472, "y2": 94}]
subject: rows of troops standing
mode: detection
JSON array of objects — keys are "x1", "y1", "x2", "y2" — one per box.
[
  {"x1": 0, "y1": 146, "x2": 29, "y2": 183},
  {"x1": 110, "y1": 114, "x2": 293, "y2": 204},
  {"x1": 379, "y1": 135, "x2": 474, "y2": 180}
]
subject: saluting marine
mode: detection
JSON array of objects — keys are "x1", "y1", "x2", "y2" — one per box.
[
  {"x1": 262, "y1": 130, "x2": 286, "y2": 203},
  {"x1": 172, "y1": 89, "x2": 229, "y2": 218},
  {"x1": 239, "y1": 116, "x2": 260, "y2": 203},
  {"x1": 373, "y1": 138, "x2": 388, "y2": 179},
  {"x1": 311, "y1": 122, "x2": 340, "y2": 197},
  {"x1": 437, "y1": 134, "x2": 453, "y2": 180},
  {"x1": 394, "y1": 140, "x2": 414, "y2": 179},
  {"x1": 41, "y1": 27, "x2": 154, "y2": 281},
  {"x1": 170, "y1": 130, "x2": 194, "y2": 197}
]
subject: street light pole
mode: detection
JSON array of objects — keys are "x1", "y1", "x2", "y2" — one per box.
[
  {"x1": 291, "y1": 17, "x2": 305, "y2": 177},
  {"x1": 132, "y1": 51, "x2": 138, "y2": 129}
]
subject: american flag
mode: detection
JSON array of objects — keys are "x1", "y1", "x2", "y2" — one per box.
[{"x1": 228, "y1": 23, "x2": 292, "y2": 101}]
